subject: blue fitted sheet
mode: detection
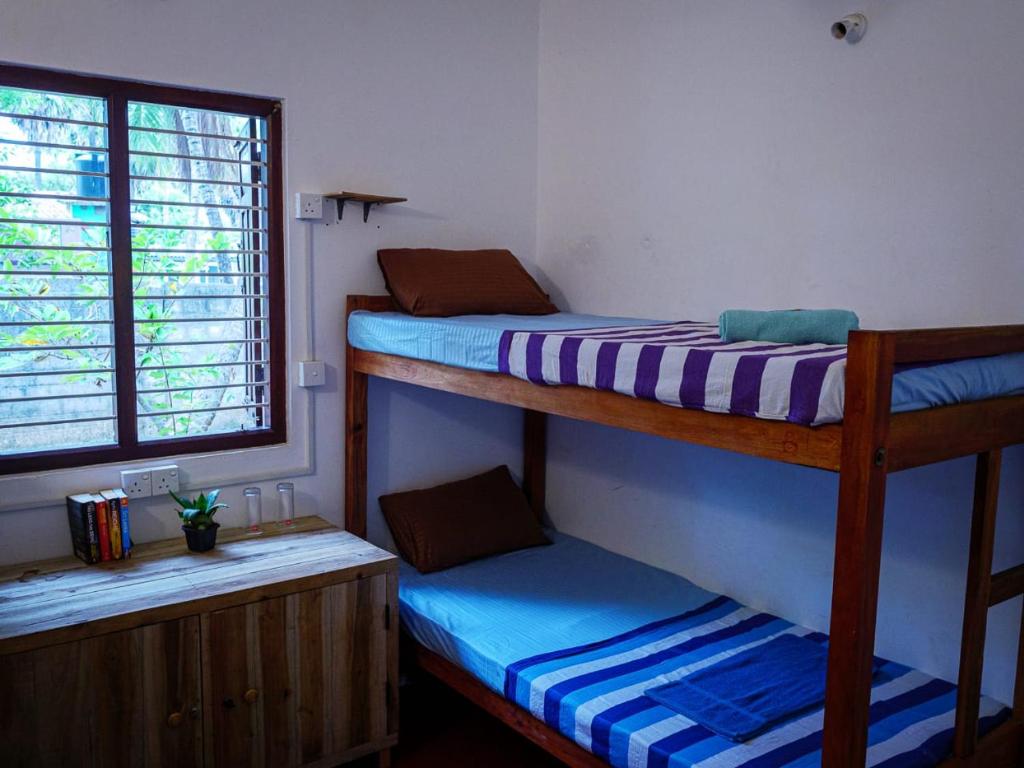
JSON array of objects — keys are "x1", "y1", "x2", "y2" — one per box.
[
  {"x1": 399, "y1": 533, "x2": 1010, "y2": 768},
  {"x1": 349, "y1": 311, "x2": 1024, "y2": 416},
  {"x1": 349, "y1": 311, "x2": 643, "y2": 373},
  {"x1": 399, "y1": 531, "x2": 715, "y2": 693}
]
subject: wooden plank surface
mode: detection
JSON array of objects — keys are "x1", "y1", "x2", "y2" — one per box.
[
  {"x1": 887, "y1": 396, "x2": 1024, "y2": 472},
  {"x1": 0, "y1": 615, "x2": 202, "y2": 768},
  {"x1": 1015, "y1": 606, "x2": 1024, "y2": 717},
  {"x1": 328, "y1": 575, "x2": 390, "y2": 753},
  {"x1": 822, "y1": 331, "x2": 895, "y2": 768},
  {"x1": 142, "y1": 616, "x2": 204, "y2": 768},
  {"x1": 346, "y1": 339, "x2": 370, "y2": 538},
  {"x1": 346, "y1": 295, "x2": 395, "y2": 538},
  {"x1": 353, "y1": 349, "x2": 843, "y2": 471},
  {"x1": 0, "y1": 517, "x2": 397, "y2": 655},
  {"x1": 989, "y1": 564, "x2": 1024, "y2": 607},
  {"x1": 346, "y1": 298, "x2": 1024, "y2": 479},
  {"x1": 411, "y1": 640, "x2": 606, "y2": 768},
  {"x1": 953, "y1": 451, "x2": 1002, "y2": 757},
  {"x1": 204, "y1": 603, "x2": 254, "y2": 767},
  {"x1": 202, "y1": 579, "x2": 394, "y2": 768},
  {"x1": 882, "y1": 324, "x2": 1024, "y2": 364},
  {"x1": 386, "y1": 569, "x2": 400, "y2": 739},
  {"x1": 523, "y1": 409, "x2": 547, "y2": 522},
  {"x1": 324, "y1": 192, "x2": 407, "y2": 204},
  {"x1": 0, "y1": 514, "x2": 331, "y2": 583},
  {"x1": 937, "y1": 719, "x2": 1024, "y2": 767}
]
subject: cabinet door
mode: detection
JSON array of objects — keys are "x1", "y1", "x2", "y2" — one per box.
[
  {"x1": 203, "y1": 574, "x2": 392, "y2": 768},
  {"x1": 0, "y1": 616, "x2": 202, "y2": 768}
]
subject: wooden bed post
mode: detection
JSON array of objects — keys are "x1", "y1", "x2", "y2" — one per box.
[
  {"x1": 1015, "y1": 605, "x2": 1024, "y2": 719},
  {"x1": 953, "y1": 449, "x2": 1002, "y2": 757},
  {"x1": 523, "y1": 409, "x2": 547, "y2": 522},
  {"x1": 822, "y1": 331, "x2": 895, "y2": 768},
  {"x1": 345, "y1": 297, "x2": 369, "y2": 539}
]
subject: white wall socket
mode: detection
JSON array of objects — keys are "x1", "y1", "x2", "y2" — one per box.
[
  {"x1": 120, "y1": 468, "x2": 152, "y2": 499},
  {"x1": 120, "y1": 464, "x2": 179, "y2": 499},
  {"x1": 151, "y1": 465, "x2": 180, "y2": 497},
  {"x1": 294, "y1": 192, "x2": 323, "y2": 220}
]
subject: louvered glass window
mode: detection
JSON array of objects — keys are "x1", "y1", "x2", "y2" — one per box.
[
  {"x1": 0, "y1": 91, "x2": 115, "y2": 453},
  {"x1": 0, "y1": 66, "x2": 284, "y2": 473}
]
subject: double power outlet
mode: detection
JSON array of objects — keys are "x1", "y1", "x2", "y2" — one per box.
[{"x1": 120, "y1": 464, "x2": 180, "y2": 499}]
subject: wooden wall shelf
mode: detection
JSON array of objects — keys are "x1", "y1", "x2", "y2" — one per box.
[{"x1": 326, "y1": 191, "x2": 407, "y2": 222}]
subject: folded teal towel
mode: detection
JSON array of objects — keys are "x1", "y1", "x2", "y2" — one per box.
[{"x1": 718, "y1": 309, "x2": 860, "y2": 346}]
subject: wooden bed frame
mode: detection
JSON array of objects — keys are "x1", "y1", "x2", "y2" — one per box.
[{"x1": 344, "y1": 294, "x2": 1024, "y2": 768}]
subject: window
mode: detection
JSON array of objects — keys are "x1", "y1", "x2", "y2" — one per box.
[{"x1": 0, "y1": 65, "x2": 285, "y2": 474}]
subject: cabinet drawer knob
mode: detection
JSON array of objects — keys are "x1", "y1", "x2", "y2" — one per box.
[
  {"x1": 244, "y1": 688, "x2": 259, "y2": 704},
  {"x1": 167, "y1": 712, "x2": 183, "y2": 728}
]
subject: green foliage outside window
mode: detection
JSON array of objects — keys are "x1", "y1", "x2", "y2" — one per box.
[{"x1": 1, "y1": 86, "x2": 268, "y2": 453}]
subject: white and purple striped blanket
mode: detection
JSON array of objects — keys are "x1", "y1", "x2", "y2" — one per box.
[{"x1": 498, "y1": 321, "x2": 849, "y2": 426}]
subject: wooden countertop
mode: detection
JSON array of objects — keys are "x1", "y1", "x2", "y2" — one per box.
[{"x1": 0, "y1": 516, "x2": 397, "y2": 655}]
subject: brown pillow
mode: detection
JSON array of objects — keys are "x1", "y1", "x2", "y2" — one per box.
[
  {"x1": 377, "y1": 248, "x2": 558, "y2": 317},
  {"x1": 379, "y1": 465, "x2": 550, "y2": 573}
]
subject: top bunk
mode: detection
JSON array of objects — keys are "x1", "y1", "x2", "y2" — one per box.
[{"x1": 345, "y1": 295, "x2": 1024, "y2": 474}]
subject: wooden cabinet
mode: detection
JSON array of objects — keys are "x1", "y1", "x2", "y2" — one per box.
[
  {"x1": 0, "y1": 517, "x2": 397, "y2": 768},
  {"x1": 0, "y1": 616, "x2": 202, "y2": 768},
  {"x1": 203, "y1": 577, "x2": 391, "y2": 767}
]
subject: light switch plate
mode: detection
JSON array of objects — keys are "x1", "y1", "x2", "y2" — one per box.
[{"x1": 298, "y1": 360, "x2": 326, "y2": 387}]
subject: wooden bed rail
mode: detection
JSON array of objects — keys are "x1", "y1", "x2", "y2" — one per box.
[
  {"x1": 343, "y1": 297, "x2": 1024, "y2": 768},
  {"x1": 876, "y1": 324, "x2": 1024, "y2": 364}
]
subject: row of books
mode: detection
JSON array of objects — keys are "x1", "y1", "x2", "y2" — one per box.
[{"x1": 66, "y1": 489, "x2": 132, "y2": 564}]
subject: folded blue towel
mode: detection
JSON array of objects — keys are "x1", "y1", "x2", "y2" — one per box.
[
  {"x1": 718, "y1": 309, "x2": 860, "y2": 346},
  {"x1": 645, "y1": 634, "x2": 857, "y2": 742}
]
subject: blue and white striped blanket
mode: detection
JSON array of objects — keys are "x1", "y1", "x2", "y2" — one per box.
[
  {"x1": 504, "y1": 596, "x2": 1009, "y2": 768},
  {"x1": 498, "y1": 321, "x2": 850, "y2": 426}
]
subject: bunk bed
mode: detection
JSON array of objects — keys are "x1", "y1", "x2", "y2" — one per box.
[{"x1": 343, "y1": 294, "x2": 1024, "y2": 768}]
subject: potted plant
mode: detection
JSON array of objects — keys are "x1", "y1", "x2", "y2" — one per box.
[{"x1": 170, "y1": 489, "x2": 228, "y2": 553}]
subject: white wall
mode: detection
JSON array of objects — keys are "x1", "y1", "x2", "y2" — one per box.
[
  {"x1": 537, "y1": 0, "x2": 1024, "y2": 703},
  {"x1": 0, "y1": 0, "x2": 539, "y2": 560},
  {"x1": 2, "y1": 0, "x2": 1021, "y2": 708}
]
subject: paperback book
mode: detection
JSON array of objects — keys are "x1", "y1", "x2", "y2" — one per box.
[{"x1": 65, "y1": 488, "x2": 133, "y2": 564}]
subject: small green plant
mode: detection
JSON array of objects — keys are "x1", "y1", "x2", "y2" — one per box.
[{"x1": 170, "y1": 488, "x2": 228, "y2": 530}]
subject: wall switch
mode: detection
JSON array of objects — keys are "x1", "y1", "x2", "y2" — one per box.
[
  {"x1": 120, "y1": 468, "x2": 153, "y2": 499},
  {"x1": 298, "y1": 360, "x2": 326, "y2": 387},
  {"x1": 150, "y1": 465, "x2": 180, "y2": 497},
  {"x1": 294, "y1": 193, "x2": 323, "y2": 220}
]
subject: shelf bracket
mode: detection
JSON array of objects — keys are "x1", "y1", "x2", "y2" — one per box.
[
  {"x1": 336, "y1": 199, "x2": 375, "y2": 222},
  {"x1": 327, "y1": 192, "x2": 407, "y2": 224}
]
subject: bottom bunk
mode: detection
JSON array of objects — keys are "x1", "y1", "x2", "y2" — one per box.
[{"x1": 399, "y1": 532, "x2": 1010, "y2": 768}]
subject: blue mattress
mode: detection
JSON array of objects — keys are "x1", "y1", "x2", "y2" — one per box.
[
  {"x1": 350, "y1": 311, "x2": 643, "y2": 373},
  {"x1": 400, "y1": 531, "x2": 715, "y2": 693},
  {"x1": 349, "y1": 311, "x2": 1024, "y2": 419},
  {"x1": 399, "y1": 532, "x2": 1009, "y2": 768}
]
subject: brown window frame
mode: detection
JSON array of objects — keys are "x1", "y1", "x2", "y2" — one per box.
[{"x1": 0, "y1": 63, "x2": 286, "y2": 475}]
